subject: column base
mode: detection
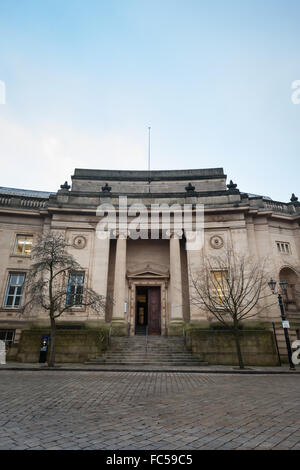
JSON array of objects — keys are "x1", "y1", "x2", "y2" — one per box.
[
  {"x1": 168, "y1": 320, "x2": 185, "y2": 337},
  {"x1": 111, "y1": 319, "x2": 127, "y2": 337}
]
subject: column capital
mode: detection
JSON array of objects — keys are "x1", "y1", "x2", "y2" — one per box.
[
  {"x1": 115, "y1": 230, "x2": 128, "y2": 240},
  {"x1": 170, "y1": 230, "x2": 183, "y2": 240}
]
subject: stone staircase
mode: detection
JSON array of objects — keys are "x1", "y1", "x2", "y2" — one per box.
[
  {"x1": 273, "y1": 322, "x2": 299, "y2": 363},
  {"x1": 87, "y1": 335, "x2": 208, "y2": 367}
]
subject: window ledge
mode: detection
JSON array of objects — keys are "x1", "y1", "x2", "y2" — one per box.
[
  {"x1": 1, "y1": 307, "x2": 23, "y2": 312},
  {"x1": 65, "y1": 307, "x2": 86, "y2": 313}
]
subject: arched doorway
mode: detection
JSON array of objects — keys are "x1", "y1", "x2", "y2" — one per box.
[{"x1": 279, "y1": 267, "x2": 300, "y2": 312}]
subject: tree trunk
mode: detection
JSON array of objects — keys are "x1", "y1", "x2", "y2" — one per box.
[
  {"x1": 48, "y1": 316, "x2": 56, "y2": 367},
  {"x1": 233, "y1": 325, "x2": 244, "y2": 369}
]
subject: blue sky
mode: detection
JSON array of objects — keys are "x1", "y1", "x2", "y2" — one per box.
[{"x1": 0, "y1": 0, "x2": 299, "y2": 201}]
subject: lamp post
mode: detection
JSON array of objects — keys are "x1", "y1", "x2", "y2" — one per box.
[{"x1": 268, "y1": 278, "x2": 296, "y2": 370}]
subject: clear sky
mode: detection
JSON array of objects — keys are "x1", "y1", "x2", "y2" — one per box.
[{"x1": 0, "y1": 0, "x2": 299, "y2": 201}]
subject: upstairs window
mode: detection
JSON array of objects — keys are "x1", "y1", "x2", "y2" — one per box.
[
  {"x1": 66, "y1": 272, "x2": 85, "y2": 307},
  {"x1": 14, "y1": 235, "x2": 33, "y2": 255},
  {"x1": 4, "y1": 273, "x2": 26, "y2": 308},
  {"x1": 211, "y1": 270, "x2": 229, "y2": 307},
  {"x1": 276, "y1": 242, "x2": 291, "y2": 254}
]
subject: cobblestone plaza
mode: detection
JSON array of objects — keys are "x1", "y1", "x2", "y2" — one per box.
[{"x1": 0, "y1": 371, "x2": 299, "y2": 450}]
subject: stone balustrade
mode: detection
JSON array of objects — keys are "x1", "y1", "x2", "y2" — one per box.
[
  {"x1": 0, "y1": 195, "x2": 48, "y2": 209},
  {"x1": 262, "y1": 199, "x2": 298, "y2": 214}
]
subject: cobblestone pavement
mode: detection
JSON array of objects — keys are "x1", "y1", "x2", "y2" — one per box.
[{"x1": 0, "y1": 371, "x2": 299, "y2": 450}]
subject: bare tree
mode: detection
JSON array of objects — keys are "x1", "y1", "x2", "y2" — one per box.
[
  {"x1": 189, "y1": 247, "x2": 273, "y2": 369},
  {"x1": 22, "y1": 233, "x2": 107, "y2": 366}
]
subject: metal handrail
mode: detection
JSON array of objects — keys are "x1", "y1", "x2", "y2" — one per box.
[
  {"x1": 272, "y1": 322, "x2": 281, "y2": 366},
  {"x1": 145, "y1": 326, "x2": 148, "y2": 354},
  {"x1": 183, "y1": 327, "x2": 187, "y2": 349},
  {"x1": 99, "y1": 334, "x2": 105, "y2": 343}
]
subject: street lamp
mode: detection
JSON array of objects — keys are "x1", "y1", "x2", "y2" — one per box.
[{"x1": 268, "y1": 278, "x2": 296, "y2": 370}]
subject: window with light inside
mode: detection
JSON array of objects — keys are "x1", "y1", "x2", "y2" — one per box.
[
  {"x1": 211, "y1": 270, "x2": 228, "y2": 307},
  {"x1": 14, "y1": 235, "x2": 33, "y2": 255}
]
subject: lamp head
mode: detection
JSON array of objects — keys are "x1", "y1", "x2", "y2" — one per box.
[
  {"x1": 279, "y1": 279, "x2": 287, "y2": 294},
  {"x1": 268, "y1": 278, "x2": 277, "y2": 293}
]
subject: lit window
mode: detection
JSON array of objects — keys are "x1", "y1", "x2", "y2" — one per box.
[
  {"x1": 276, "y1": 242, "x2": 290, "y2": 254},
  {"x1": 211, "y1": 270, "x2": 228, "y2": 306},
  {"x1": 4, "y1": 273, "x2": 26, "y2": 308},
  {"x1": 14, "y1": 235, "x2": 33, "y2": 255},
  {"x1": 66, "y1": 272, "x2": 85, "y2": 307}
]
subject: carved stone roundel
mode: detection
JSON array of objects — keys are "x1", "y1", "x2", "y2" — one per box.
[
  {"x1": 210, "y1": 235, "x2": 224, "y2": 249},
  {"x1": 73, "y1": 235, "x2": 87, "y2": 249}
]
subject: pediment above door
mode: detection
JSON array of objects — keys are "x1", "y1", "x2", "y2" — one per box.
[{"x1": 127, "y1": 262, "x2": 169, "y2": 279}]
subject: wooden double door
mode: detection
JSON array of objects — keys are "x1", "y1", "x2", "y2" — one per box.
[{"x1": 136, "y1": 286, "x2": 161, "y2": 335}]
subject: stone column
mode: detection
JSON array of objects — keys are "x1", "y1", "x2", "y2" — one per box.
[
  {"x1": 86, "y1": 232, "x2": 109, "y2": 324},
  {"x1": 112, "y1": 236, "x2": 127, "y2": 323},
  {"x1": 185, "y1": 231, "x2": 207, "y2": 321},
  {"x1": 169, "y1": 236, "x2": 183, "y2": 332},
  {"x1": 91, "y1": 234, "x2": 110, "y2": 315}
]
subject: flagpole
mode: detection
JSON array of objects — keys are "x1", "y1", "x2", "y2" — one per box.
[{"x1": 148, "y1": 126, "x2": 151, "y2": 193}]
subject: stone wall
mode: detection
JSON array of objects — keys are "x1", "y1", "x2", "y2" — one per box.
[
  {"x1": 71, "y1": 168, "x2": 226, "y2": 193},
  {"x1": 126, "y1": 239, "x2": 170, "y2": 272},
  {"x1": 15, "y1": 326, "x2": 109, "y2": 363},
  {"x1": 185, "y1": 325, "x2": 279, "y2": 366}
]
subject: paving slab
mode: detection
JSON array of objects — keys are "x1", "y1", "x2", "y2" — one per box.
[{"x1": 0, "y1": 370, "x2": 299, "y2": 450}]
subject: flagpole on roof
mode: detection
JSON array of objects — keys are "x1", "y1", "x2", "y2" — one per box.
[{"x1": 148, "y1": 126, "x2": 151, "y2": 193}]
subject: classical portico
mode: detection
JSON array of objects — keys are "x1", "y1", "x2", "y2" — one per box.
[{"x1": 111, "y1": 233, "x2": 185, "y2": 335}]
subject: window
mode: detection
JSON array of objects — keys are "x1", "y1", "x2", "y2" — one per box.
[
  {"x1": 3, "y1": 273, "x2": 26, "y2": 308},
  {"x1": 0, "y1": 330, "x2": 15, "y2": 349},
  {"x1": 66, "y1": 272, "x2": 85, "y2": 307},
  {"x1": 276, "y1": 241, "x2": 291, "y2": 254},
  {"x1": 211, "y1": 270, "x2": 229, "y2": 307},
  {"x1": 14, "y1": 235, "x2": 33, "y2": 255}
]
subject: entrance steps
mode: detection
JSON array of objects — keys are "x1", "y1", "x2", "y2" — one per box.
[
  {"x1": 273, "y1": 323, "x2": 299, "y2": 363},
  {"x1": 87, "y1": 336, "x2": 208, "y2": 366}
]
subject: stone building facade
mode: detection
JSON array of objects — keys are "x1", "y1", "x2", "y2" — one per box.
[{"x1": 0, "y1": 168, "x2": 299, "y2": 359}]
